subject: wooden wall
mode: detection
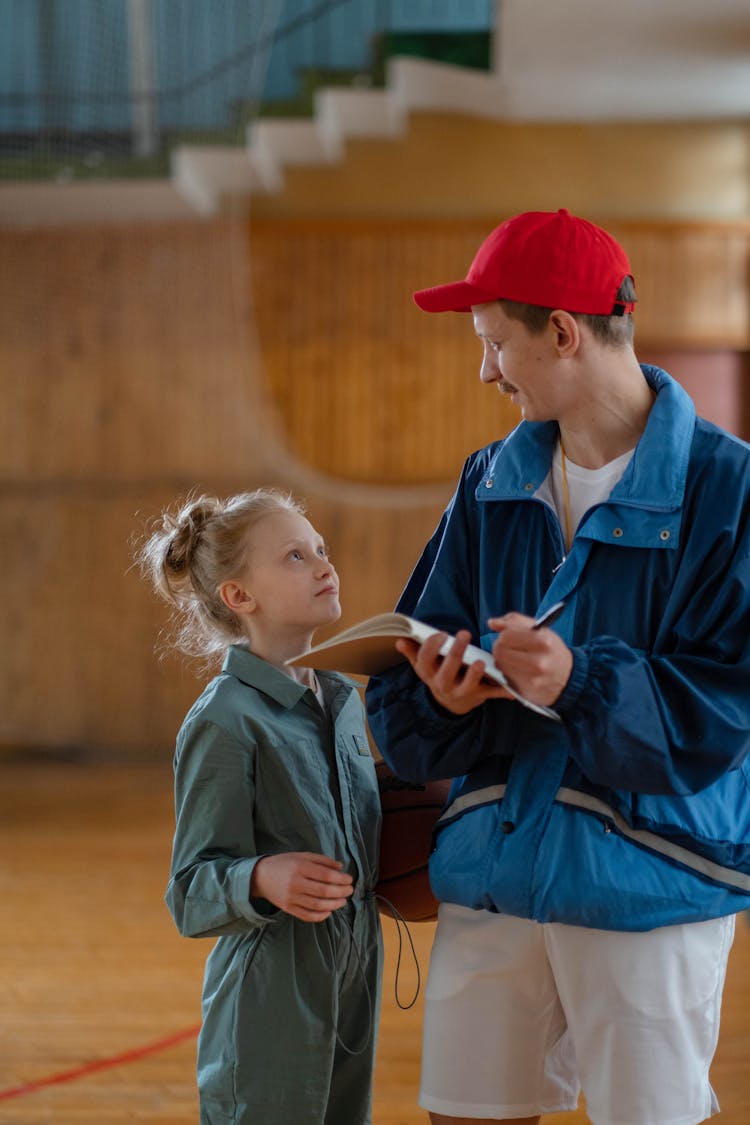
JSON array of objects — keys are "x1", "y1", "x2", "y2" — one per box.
[
  {"x1": 0, "y1": 218, "x2": 447, "y2": 755},
  {"x1": 248, "y1": 219, "x2": 518, "y2": 484},
  {"x1": 248, "y1": 116, "x2": 750, "y2": 221},
  {"x1": 2, "y1": 212, "x2": 750, "y2": 755}
]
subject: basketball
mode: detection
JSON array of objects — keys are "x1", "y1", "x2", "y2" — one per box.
[{"x1": 374, "y1": 759, "x2": 452, "y2": 923}]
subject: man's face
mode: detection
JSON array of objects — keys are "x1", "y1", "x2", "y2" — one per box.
[{"x1": 472, "y1": 302, "x2": 562, "y2": 422}]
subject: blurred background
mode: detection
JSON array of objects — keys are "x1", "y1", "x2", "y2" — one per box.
[
  {"x1": 1, "y1": 0, "x2": 750, "y2": 756},
  {"x1": 1, "y1": 5, "x2": 750, "y2": 1119}
]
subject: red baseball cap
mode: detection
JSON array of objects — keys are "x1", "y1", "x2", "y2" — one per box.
[{"x1": 413, "y1": 208, "x2": 636, "y2": 316}]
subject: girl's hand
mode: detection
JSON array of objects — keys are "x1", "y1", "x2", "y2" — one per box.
[{"x1": 250, "y1": 852, "x2": 354, "y2": 922}]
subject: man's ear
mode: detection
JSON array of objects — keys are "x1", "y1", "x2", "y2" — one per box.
[
  {"x1": 548, "y1": 310, "x2": 580, "y2": 357},
  {"x1": 220, "y1": 581, "x2": 255, "y2": 616}
]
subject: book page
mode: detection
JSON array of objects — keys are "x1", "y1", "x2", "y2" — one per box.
[{"x1": 287, "y1": 615, "x2": 559, "y2": 720}]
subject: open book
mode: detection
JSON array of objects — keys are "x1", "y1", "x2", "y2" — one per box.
[{"x1": 287, "y1": 612, "x2": 560, "y2": 720}]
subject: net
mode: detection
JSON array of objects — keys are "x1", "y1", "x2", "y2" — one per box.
[{"x1": 0, "y1": 0, "x2": 494, "y2": 753}]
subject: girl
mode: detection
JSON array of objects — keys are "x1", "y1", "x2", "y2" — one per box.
[{"x1": 138, "y1": 489, "x2": 382, "y2": 1125}]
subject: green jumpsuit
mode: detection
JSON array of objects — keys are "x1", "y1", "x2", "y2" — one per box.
[{"x1": 166, "y1": 645, "x2": 383, "y2": 1124}]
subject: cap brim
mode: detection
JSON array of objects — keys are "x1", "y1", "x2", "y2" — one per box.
[{"x1": 413, "y1": 279, "x2": 499, "y2": 313}]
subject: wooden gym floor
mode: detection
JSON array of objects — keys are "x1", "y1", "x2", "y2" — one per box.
[{"x1": 1, "y1": 752, "x2": 749, "y2": 1125}]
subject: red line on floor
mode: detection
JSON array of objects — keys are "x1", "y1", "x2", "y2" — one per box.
[{"x1": 0, "y1": 1024, "x2": 201, "y2": 1101}]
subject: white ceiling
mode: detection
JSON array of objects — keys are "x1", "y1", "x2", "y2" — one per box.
[{"x1": 498, "y1": 0, "x2": 750, "y2": 119}]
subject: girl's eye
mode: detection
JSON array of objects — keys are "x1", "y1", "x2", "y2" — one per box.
[
  {"x1": 318, "y1": 545, "x2": 329, "y2": 558},
  {"x1": 290, "y1": 550, "x2": 303, "y2": 561}
]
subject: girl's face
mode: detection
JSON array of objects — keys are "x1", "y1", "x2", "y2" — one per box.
[{"x1": 240, "y1": 509, "x2": 341, "y2": 640}]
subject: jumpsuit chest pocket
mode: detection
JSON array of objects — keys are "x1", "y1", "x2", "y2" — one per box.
[{"x1": 256, "y1": 738, "x2": 336, "y2": 834}]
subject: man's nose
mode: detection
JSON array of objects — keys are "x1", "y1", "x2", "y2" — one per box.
[{"x1": 480, "y1": 350, "x2": 500, "y2": 384}]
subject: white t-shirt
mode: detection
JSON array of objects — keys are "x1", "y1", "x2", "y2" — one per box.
[{"x1": 537, "y1": 442, "x2": 635, "y2": 550}]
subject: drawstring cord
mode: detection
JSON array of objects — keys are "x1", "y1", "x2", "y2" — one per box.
[
  {"x1": 313, "y1": 907, "x2": 374, "y2": 1057},
  {"x1": 374, "y1": 894, "x2": 421, "y2": 1011},
  {"x1": 311, "y1": 891, "x2": 423, "y2": 1056}
]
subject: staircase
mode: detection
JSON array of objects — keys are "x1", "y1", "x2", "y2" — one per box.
[{"x1": 0, "y1": 57, "x2": 502, "y2": 227}]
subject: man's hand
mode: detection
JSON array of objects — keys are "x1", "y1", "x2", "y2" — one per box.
[
  {"x1": 488, "y1": 612, "x2": 573, "y2": 707},
  {"x1": 250, "y1": 853, "x2": 353, "y2": 922},
  {"x1": 395, "y1": 631, "x2": 511, "y2": 715}
]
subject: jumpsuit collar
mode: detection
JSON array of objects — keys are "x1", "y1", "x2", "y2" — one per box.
[{"x1": 222, "y1": 645, "x2": 359, "y2": 710}]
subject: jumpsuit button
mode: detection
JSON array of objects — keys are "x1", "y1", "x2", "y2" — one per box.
[{"x1": 501, "y1": 820, "x2": 515, "y2": 834}]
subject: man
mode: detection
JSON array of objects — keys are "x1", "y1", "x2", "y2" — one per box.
[{"x1": 366, "y1": 209, "x2": 750, "y2": 1125}]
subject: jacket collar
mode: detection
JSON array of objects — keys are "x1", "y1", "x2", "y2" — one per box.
[{"x1": 478, "y1": 365, "x2": 695, "y2": 515}]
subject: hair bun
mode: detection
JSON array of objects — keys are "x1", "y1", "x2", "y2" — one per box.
[{"x1": 166, "y1": 496, "x2": 221, "y2": 574}]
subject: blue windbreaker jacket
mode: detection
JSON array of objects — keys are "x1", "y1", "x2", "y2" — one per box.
[{"x1": 366, "y1": 366, "x2": 750, "y2": 930}]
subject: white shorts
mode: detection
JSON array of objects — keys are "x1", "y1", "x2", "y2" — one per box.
[{"x1": 420, "y1": 905, "x2": 735, "y2": 1125}]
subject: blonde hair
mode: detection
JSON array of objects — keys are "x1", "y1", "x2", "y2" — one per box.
[{"x1": 137, "y1": 488, "x2": 306, "y2": 660}]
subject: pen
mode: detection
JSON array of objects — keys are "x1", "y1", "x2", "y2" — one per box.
[{"x1": 531, "y1": 600, "x2": 566, "y2": 630}]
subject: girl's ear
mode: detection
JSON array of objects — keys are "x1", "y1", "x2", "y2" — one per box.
[{"x1": 220, "y1": 580, "x2": 255, "y2": 616}]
